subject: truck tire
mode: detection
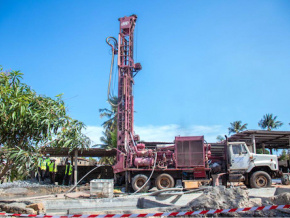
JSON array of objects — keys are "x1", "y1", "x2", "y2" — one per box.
[
  {"x1": 250, "y1": 171, "x2": 272, "y2": 188},
  {"x1": 281, "y1": 175, "x2": 290, "y2": 185},
  {"x1": 131, "y1": 174, "x2": 150, "y2": 192},
  {"x1": 155, "y1": 173, "x2": 175, "y2": 190}
]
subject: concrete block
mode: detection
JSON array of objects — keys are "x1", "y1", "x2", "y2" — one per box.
[
  {"x1": 43, "y1": 197, "x2": 139, "y2": 215},
  {"x1": 137, "y1": 198, "x2": 173, "y2": 209},
  {"x1": 248, "y1": 188, "x2": 276, "y2": 198},
  {"x1": 274, "y1": 187, "x2": 290, "y2": 195}
]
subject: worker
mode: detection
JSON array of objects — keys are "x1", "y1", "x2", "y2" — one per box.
[
  {"x1": 49, "y1": 158, "x2": 57, "y2": 184},
  {"x1": 45, "y1": 154, "x2": 51, "y2": 178},
  {"x1": 37, "y1": 155, "x2": 45, "y2": 181},
  {"x1": 40, "y1": 156, "x2": 47, "y2": 181},
  {"x1": 62, "y1": 161, "x2": 73, "y2": 186}
]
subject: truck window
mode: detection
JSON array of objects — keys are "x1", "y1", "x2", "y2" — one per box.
[
  {"x1": 241, "y1": 144, "x2": 248, "y2": 154},
  {"x1": 232, "y1": 144, "x2": 242, "y2": 154}
]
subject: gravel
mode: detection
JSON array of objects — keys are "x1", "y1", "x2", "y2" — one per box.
[{"x1": 0, "y1": 180, "x2": 50, "y2": 189}]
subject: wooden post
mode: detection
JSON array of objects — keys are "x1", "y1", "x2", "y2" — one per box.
[
  {"x1": 71, "y1": 156, "x2": 73, "y2": 185},
  {"x1": 74, "y1": 150, "x2": 78, "y2": 187},
  {"x1": 252, "y1": 134, "x2": 256, "y2": 154},
  {"x1": 262, "y1": 143, "x2": 265, "y2": 154}
]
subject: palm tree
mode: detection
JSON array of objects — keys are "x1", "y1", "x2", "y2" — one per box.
[
  {"x1": 99, "y1": 96, "x2": 118, "y2": 133},
  {"x1": 258, "y1": 113, "x2": 283, "y2": 131},
  {"x1": 96, "y1": 97, "x2": 118, "y2": 164},
  {"x1": 228, "y1": 121, "x2": 248, "y2": 135}
]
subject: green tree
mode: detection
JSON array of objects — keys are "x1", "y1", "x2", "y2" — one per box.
[
  {"x1": 228, "y1": 121, "x2": 248, "y2": 135},
  {"x1": 216, "y1": 135, "x2": 225, "y2": 142},
  {"x1": 258, "y1": 113, "x2": 283, "y2": 131},
  {"x1": 279, "y1": 149, "x2": 289, "y2": 161},
  {"x1": 0, "y1": 68, "x2": 91, "y2": 180},
  {"x1": 256, "y1": 148, "x2": 270, "y2": 154}
]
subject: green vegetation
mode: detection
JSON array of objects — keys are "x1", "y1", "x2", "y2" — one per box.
[
  {"x1": 0, "y1": 67, "x2": 91, "y2": 181},
  {"x1": 97, "y1": 97, "x2": 118, "y2": 165},
  {"x1": 258, "y1": 113, "x2": 283, "y2": 131},
  {"x1": 279, "y1": 149, "x2": 289, "y2": 161},
  {"x1": 216, "y1": 135, "x2": 225, "y2": 142},
  {"x1": 256, "y1": 148, "x2": 270, "y2": 154},
  {"x1": 228, "y1": 121, "x2": 248, "y2": 135}
]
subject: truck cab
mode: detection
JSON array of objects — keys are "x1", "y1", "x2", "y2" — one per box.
[{"x1": 227, "y1": 142, "x2": 280, "y2": 188}]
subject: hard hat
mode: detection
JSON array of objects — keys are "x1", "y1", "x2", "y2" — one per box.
[
  {"x1": 67, "y1": 161, "x2": 71, "y2": 164},
  {"x1": 46, "y1": 154, "x2": 50, "y2": 157}
]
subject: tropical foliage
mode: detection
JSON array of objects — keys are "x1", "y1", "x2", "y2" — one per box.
[
  {"x1": 256, "y1": 148, "x2": 270, "y2": 154},
  {"x1": 97, "y1": 97, "x2": 118, "y2": 165},
  {"x1": 279, "y1": 149, "x2": 289, "y2": 160},
  {"x1": 216, "y1": 135, "x2": 225, "y2": 142},
  {"x1": 258, "y1": 113, "x2": 283, "y2": 131},
  {"x1": 228, "y1": 121, "x2": 248, "y2": 135},
  {"x1": 0, "y1": 67, "x2": 91, "y2": 181}
]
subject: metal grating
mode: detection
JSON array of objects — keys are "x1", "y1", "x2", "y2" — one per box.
[{"x1": 175, "y1": 136, "x2": 205, "y2": 167}]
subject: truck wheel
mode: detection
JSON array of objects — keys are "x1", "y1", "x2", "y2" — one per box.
[
  {"x1": 250, "y1": 171, "x2": 272, "y2": 188},
  {"x1": 281, "y1": 175, "x2": 290, "y2": 185},
  {"x1": 131, "y1": 174, "x2": 150, "y2": 192},
  {"x1": 155, "y1": 173, "x2": 175, "y2": 190}
]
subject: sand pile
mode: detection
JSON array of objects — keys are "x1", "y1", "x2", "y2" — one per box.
[{"x1": 186, "y1": 186, "x2": 250, "y2": 211}]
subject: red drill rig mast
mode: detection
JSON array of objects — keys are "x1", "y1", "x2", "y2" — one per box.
[{"x1": 106, "y1": 14, "x2": 141, "y2": 173}]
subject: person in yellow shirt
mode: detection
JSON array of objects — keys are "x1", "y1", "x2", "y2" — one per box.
[
  {"x1": 44, "y1": 154, "x2": 51, "y2": 179},
  {"x1": 62, "y1": 161, "x2": 73, "y2": 186},
  {"x1": 49, "y1": 158, "x2": 57, "y2": 184},
  {"x1": 37, "y1": 155, "x2": 45, "y2": 182},
  {"x1": 40, "y1": 156, "x2": 47, "y2": 182}
]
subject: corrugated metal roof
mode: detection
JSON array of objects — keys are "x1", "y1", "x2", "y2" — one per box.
[{"x1": 228, "y1": 130, "x2": 290, "y2": 149}]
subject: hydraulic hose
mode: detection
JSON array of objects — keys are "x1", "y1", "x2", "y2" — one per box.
[
  {"x1": 64, "y1": 165, "x2": 104, "y2": 195},
  {"x1": 131, "y1": 153, "x2": 157, "y2": 195},
  {"x1": 106, "y1": 37, "x2": 121, "y2": 107}
]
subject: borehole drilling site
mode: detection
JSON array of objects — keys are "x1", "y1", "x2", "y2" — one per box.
[{"x1": 1, "y1": 7, "x2": 290, "y2": 218}]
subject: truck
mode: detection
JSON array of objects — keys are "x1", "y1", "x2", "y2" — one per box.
[
  {"x1": 105, "y1": 14, "x2": 281, "y2": 192},
  {"x1": 210, "y1": 140, "x2": 281, "y2": 188}
]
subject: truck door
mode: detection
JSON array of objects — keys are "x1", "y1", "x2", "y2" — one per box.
[{"x1": 230, "y1": 144, "x2": 250, "y2": 170}]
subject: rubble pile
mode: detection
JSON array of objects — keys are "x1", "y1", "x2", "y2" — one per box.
[
  {"x1": 270, "y1": 192, "x2": 290, "y2": 205},
  {"x1": 0, "y1": 201, "x2": 36, "y2": 214},
  {"x1": 186, "y1": 186, "x2": 250, "y2": 211}
]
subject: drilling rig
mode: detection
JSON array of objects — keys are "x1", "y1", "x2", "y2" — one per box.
[
  {"x1": 105, "y1": 14, "x2": 283, "y2": 191},
  {"x1": 106, "y1": 15, "x2": 212, "y2": 192}
]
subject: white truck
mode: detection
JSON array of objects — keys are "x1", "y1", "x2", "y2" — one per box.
[{"x1": 210, "y1": 141, "x2": 282, "y2": 188}]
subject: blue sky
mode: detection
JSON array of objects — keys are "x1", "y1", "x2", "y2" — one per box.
[{"x1": 1, "y1": 0, "x2": 290, "y2": 144}]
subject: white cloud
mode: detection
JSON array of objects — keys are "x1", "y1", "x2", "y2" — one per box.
[
  {"x1": 83, "y1": 125, "x2": 104, "y2": 145},
  {"x1": 83, "y1": 124, "x2": 226, "y2": 145},
  {"x1": 135, "y1": 124, "x2": 225, "y2": 143}
]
